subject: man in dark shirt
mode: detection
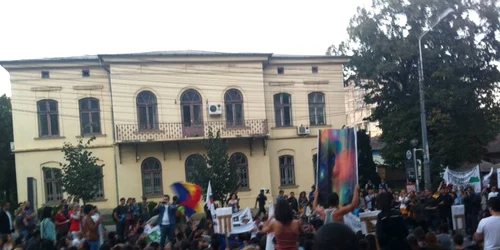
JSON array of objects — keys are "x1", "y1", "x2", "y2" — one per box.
[
  {"x1": 463, "y1": 188, "x2": 481, "y2": 238},
  {"x1": 255, "y1": 190, "x2": 267, "y2": 216},
  {"x1": 288, "y1": 192, "x2": 299, "y2": 213},
  {"x1": 437, "y1": 188, "x2": 453, "y2": 232},
  {"x1": 423, "y1": 189, "x2": 438, "y2": 231},
  {"x1": 113, "y1": 198, "x2": 127, "y2": 242}
]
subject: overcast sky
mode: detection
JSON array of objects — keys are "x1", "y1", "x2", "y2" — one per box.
[{"x1": 0, "y1": 0, "x2": 373, "y2": 96}]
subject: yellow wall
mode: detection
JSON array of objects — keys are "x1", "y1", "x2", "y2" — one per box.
[
  {"x1": 4, "y1": 54, "x2": 348, "y2": 211},
  {"x1": 14, "y1": 147, "x2": 117, "y2": 210}
]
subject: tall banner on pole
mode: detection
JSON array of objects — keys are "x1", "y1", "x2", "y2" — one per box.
[{"x1": 317, "y1": 128, "x2": 358, "y2": 206}]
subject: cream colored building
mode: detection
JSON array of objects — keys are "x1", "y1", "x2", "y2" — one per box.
[
  {"x1": 1, "y1": 51, "x2": 348, "y2": 211},
  {"x1": 344, "y1": 81, "x2": 381, "y2": 137}
]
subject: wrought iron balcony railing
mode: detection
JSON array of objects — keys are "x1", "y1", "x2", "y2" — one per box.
[{"x1": 116, "y1": 119, "x2": 268, "y2": 142}]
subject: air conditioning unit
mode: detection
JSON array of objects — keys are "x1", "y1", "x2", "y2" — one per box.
[
  {"x1": 297, "y1": 125, "x2": 310, "y2": 135},
  {"x1": 207, "y1": 103, "x2": 222, "y2": 115}
]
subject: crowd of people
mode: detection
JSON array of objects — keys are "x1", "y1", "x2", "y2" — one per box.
[{"x1": 0, "y1": 182, "x2": 499, "y2": 250}]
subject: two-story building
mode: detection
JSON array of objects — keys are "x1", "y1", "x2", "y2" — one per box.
[{"x1": 1, "y1": 51, "x2": 349, "y2": 211}]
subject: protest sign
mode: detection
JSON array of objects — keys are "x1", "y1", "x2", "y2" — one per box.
[{"x1": 442, "y1": 166, "x2": 481, "y2": 193}]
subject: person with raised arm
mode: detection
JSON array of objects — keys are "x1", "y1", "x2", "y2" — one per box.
[{"x1": 312, "y1": 184, "x2": 359, "y2": 224}]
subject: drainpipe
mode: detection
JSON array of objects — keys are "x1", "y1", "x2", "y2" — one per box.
[{"x1": 98, "y1": 56, "x2": 120, "y2": 205}]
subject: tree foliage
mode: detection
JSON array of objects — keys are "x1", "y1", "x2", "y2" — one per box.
[
  {"x1": 0, "y1": 95, "x2": 16, "y2": 203},
  {"x1": 357, "y1": 129, "x2": 381, "y2": 186},
  {"x1": 189, "y1": 128, "x2": 239, "y2": 206},
  {"x1": 335, "y1": 0, "x2": 500, "y2": 170},
  {"x1": 59, "y1": 137, "x2": 104, "y2": 204}
]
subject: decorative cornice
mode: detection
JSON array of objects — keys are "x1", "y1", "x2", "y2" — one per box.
[
  {"x1": 30, "y1": 86, "x2": 62, "y2": 92},
  {"x1": 73, "y1": 85, "x2": 104, "y2": 90},
  {"x1": 268, "y1": 81, "x2": 295, "y2": 86}
]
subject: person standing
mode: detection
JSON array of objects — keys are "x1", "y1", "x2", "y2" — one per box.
[
  {"x1": 488, "y1": 186, "x2": 498, "y2": 200},
  {"x1": 54, "y1": 205, "x2": 70, "y2": 240},
  {"x1": 139, "y1": 196, "x2": 150, "y2": 222},
  {"x1": 90, "y1": 206, "x2": 105, "y2": 247},
  {"x1": 68, "y1": 204, "x2": 82, "y2": 240},
  {"x1": 312, "y1": 185, "x2": 359, "y2": 224},
  {"x1": 39, "y1": 207, "x2": 56, "y2": 250},
  {"x1": 154, "y1": 195, "x2": 177, "y2": 249},
  {"x1": 82, "y1": 205, "x2": 103, "y2": 250},
  {"x1": 254, "y1": 190, "x2": 267, "y2": 217},
  {"x1": 474, "y1": 197, "x2": 500, "y2": 250},
  {"x1": 376, "y1": 192, "x2": 409, "y2": 250},
  {"x1": 288, "y1": 192, "x2": 299, "y2": 213},
  {"x1": 379, "y1": 179, "x2": 388, "y2": 191},
  {"x1": 276, "y1": 190, "x2": 285, "y2": 203},
  {"x1": 0, "y1": 203, "x2": 14, "y2": 238},
  {"x1": 113, "y1": 198, "x2": 127, "y2": 242}
]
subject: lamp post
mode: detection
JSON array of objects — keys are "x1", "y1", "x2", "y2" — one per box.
[
  {"x1": 410, "y1": 139, "x2": 422, "y2": 191},
  {"x1": 418, "y1": 8, "x2": 455, "y2": 190}
]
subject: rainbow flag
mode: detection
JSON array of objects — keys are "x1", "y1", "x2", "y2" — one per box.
[
  {"x1": 170, "y1": 182, "x2": 203, "y2": 216},
  {"x1": 317, "y1": 128, "x2": 358, "y2": 207}
]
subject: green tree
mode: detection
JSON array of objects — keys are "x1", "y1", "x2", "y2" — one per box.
[
  {"x1": 335, "y1": 0, "x2": 500, "y2": 171},
  {"x1": 0, "y1": 95, "x2": 16, "y2": 203},
  {"x1": 357, "y1": 129, "x2": 381, "y2": 186},
  {"x1": 59, "y1": 137, "x2": 104, "y2": 204},
  {"x1": 190, "y1": 128, "x2": 239, "y2": 206}
]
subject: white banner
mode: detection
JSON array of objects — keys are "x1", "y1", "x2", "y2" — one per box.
[
  {"x1": 483, "y1": 167, "x2": 494, "y2": 187},
  {"x1": 213, "y1": 207, "x2": 256, "y2": 235},
  {"x1": 498, "y1": 168, "x2": 500, "y2": 190},
  {"x1": 443, "y1": 166, "x2": 481, "y2": 193},
  {"x1": 343, "y1": 212, "x2": 362, "y2": 233},
  {"x1": 451, "y1": 205, "x2": 465, "y2": 230}
]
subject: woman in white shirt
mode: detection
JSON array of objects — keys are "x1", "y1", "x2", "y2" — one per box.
[{"x1": 399, "y1": 190, "x2": 409, "y2": 215}]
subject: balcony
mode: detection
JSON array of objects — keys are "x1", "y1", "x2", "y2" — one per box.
[{"x1": 116, "y1": 119, "x2": 268, "y2": 142}]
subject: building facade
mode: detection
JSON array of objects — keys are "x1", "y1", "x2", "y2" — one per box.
[
  {"x1": 1, "y1": 51, "x2": 348, "y2": 211},
  {"x1": 344, "y1": 81, "x2": 381, "y2": 137}
]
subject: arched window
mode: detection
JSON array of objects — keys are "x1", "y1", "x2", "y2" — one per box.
[
  {"x1": 230, "y1": 153, "x2": 249, "y2": 189},
  {"x1": 79, "y1": 98, "x2": 101, "y2": 135},
  {"x1": 37, "y1": 99, "x2": 59, "y2": 136},
  {"x1": 224, "y1": 89, "x2": 244, "y2": 126},
  {"x1": 43, "y1": 168, "x2": 62, "y2": 203},
  {"x1": 185, "y1": 154, "x2": 204, "y2": 183},
  {"x1": 136, "y1": 91, "x2": 158, "y2": 130},
  {"x1": 273, "y1": 93, "x2": 292, "y2": 127},
  {"x1": 279, "y1": 155, "x2": 295, "y2": 186},
  {"x1": 308, "y1": 92, "x2": 326, "y2": 125},
  {"x1": 141, "y1": 157, "x2": 163, "y2": 196},
  {"x1": 180, "y1": 89, "x2": 204, "y2": 137}
]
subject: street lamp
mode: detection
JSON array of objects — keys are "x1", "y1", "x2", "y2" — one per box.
[
  {"x1": 410, "y1": 139, "x2": 422, "y2": 191},
  {"x1": 418, "y1": 8, "x2": 455, "y2": 190}
]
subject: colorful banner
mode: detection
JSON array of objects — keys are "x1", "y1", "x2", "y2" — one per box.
[
  {"x1": 317, "y1": 128, "x2": 358, "y2": 206},
  {"x1": 442, "y1": 166, "x2": 481, "y2": 193}
]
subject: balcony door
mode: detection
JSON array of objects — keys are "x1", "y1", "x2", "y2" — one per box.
[{"x1": 180, "y1": 89, "x2": 204, "y2": 137}]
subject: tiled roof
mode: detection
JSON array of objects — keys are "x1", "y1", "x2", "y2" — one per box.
[{"x1": 1, "y1": 50, "x2": 349, "y2": 64}]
